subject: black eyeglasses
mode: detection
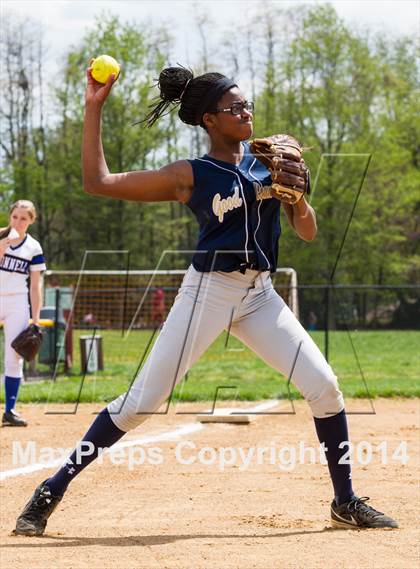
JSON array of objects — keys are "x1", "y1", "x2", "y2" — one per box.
[{"x1": 211, "y1": 101, "x2": 254, "y2": 116}]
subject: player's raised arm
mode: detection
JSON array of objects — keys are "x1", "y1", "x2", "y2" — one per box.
[{"x1": 82, "y1": 64, "x2": 193, "y2": 203}]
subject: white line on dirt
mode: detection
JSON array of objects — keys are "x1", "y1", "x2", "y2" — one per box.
[{"x1": 0, "y1": 400, "x2": 279, "y2": 481}]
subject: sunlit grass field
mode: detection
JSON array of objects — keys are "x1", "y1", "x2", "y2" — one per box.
[{"x1": 2, "y1": 329, "x2": 418, "y2": 405}]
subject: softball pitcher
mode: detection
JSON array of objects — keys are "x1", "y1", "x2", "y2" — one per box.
[
  {"x1": 0, "y1": 200, "x2": 46, "y2": 427},
  {"x1": 14, "y1": 66, "x2": 397, "y2": 535}
]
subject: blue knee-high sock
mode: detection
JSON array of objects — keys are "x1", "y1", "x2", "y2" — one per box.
[
  {"x1": 46, "y1": 408, "x2": 126, "y2": 496},
  {"x1": 5, "y1": 376, "x2": 22, "y2": 412},
  {"x1": 314, "y1": 409, "x2": 355, "y2": 505}
]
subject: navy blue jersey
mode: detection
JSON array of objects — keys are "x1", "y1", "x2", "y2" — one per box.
[{"x1": 186, "y1": 141, "x2": 281, "y2": 273}]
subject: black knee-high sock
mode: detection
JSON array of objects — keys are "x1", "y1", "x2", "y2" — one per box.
[
  {"x1": 313, "y1": 409, "x2": 355, "y2": 505},
  {"x1": 46, "y1": 408, "x2": 126, "y2": 496}
]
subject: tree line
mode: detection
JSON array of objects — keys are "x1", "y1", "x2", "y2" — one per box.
[{"x1": 0, "y1": 4, "x2": 418, "y2": 285}]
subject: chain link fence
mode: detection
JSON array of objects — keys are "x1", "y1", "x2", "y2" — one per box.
[{"x1": 43, "y1": 269, "x2": 298, "y2": 330}]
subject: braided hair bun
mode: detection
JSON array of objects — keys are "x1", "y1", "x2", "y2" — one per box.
[
  {"x1": 142, "y1": 66, "x2": 193, "y2": 127},
  {"x1": 158, "y1": 67, "x2": 193, "y2": 103},
  {"x1": 141, "y1": 65, "x2": 232, "y2": 128}
]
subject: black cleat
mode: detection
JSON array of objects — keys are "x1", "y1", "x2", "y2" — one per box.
[
  {"x1": 331, "y1": 496, "x2": 398, "y2": 529},
  {"x1": 14, "y1": 480, "x2": 62, "y2": 536},
  {"x1": 2, "y1": 410, "x2": 28, "y2": 427}
]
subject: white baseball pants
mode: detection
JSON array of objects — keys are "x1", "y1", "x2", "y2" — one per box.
[
  {"x1": 108, "y1": 266, "x2": 344, "y2": 431},
  {"x1": 0, "y1": 294, "x2": 30, "y2": 378}
]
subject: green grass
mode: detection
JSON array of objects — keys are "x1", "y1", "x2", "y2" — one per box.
[{"x1": 2, "y1": 330, "x2": 419, "y2": 404}]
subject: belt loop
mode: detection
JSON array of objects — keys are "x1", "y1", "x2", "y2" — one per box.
[{"x1": 252, "y1": 270, "x2": 262, "y2": 286}]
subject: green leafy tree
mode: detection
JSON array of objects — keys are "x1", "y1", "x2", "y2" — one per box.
[{"x1": 252, "y1": 4, "x2": 418, "y2": 288}]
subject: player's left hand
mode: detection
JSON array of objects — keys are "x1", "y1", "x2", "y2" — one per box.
[
  {"x1": 250, "y1": 134, "x2": 310, "y2": 205},
  {"x1": 271, "y1": 155, "x2": 309, "y2": 193}
]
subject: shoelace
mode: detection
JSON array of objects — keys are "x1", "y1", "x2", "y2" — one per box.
[
  {"x1": 36, "y1": 489, "x2": 53, "y2": 505},
  {"x1": 348, "y1": 497, "x2": 384, "y2": 518},
  {"x1": 22, "y1": 490, "x2": 54, "y2": 522}
]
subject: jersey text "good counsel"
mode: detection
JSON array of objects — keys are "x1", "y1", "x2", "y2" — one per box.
[{"x1": 212, "y1": 186, "x2": 243, "y2": 223}]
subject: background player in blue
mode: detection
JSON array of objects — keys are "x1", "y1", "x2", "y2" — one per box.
[
  {"x1": 14, "y1": 65, "x2": 397, "y2": 535},
  {"x1": 0, "y1": 200, "x2": 46, "y2": 427}
]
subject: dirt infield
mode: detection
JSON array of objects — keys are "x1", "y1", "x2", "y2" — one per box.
[{"x1": 0, "y1": 399, "x2": 419, "y2": 569}]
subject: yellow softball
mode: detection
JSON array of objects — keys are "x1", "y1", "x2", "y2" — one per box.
[{"x1": 91, "y1": 55, "x2": 120, "y2": 84}]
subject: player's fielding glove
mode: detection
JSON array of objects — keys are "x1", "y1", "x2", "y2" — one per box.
[
  {"x1": 11, "y1": 324, "x2": 43, "y2": 361},
  {"x1": 249, "y1": 134, "x2": 310, "y2": 205}
]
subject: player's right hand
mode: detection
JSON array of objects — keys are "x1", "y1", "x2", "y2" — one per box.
[
  {"x1": 85, "y1": 61, "x2": 116, "y2": 108},
  {"x1": 0, "y1": 237, "x2": 11, "y2": 256}
]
